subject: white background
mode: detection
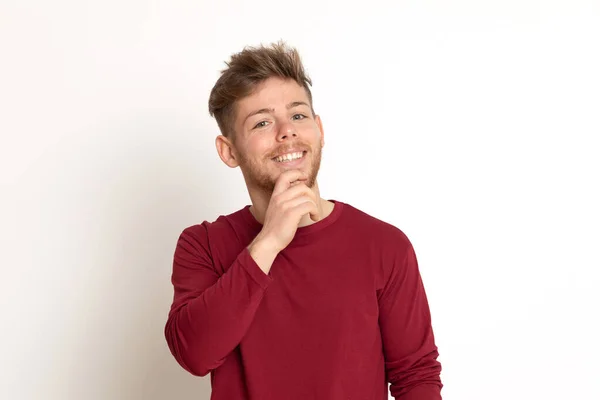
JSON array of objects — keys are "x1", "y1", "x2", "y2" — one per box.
[{"x1": 1, "y1": 1, "x2": 599, "y2": 399}]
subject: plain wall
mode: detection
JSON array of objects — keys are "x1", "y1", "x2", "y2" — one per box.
[{"x1": 1, "y1": 1, "x2": 599, "y2": 399}]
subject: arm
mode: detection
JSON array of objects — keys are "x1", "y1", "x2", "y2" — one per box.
[
  {"x1": 164, "y1": 225, "x2": 274, "y2": 376},
  {"x1": 378, "y1": 236, "x2": 443, "y2": 399}
]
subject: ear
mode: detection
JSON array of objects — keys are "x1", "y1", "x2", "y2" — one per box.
[
  {"x1": 215, "y1": 135, "x2": 240, "y2": 168},
  {"x1": 315, "y1": 114, "x2": 325, "y2": 148}
]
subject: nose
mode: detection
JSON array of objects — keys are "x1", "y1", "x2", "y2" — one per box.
[{"x1": 276, "y1": 121, "x2": 297, "y2": 141}]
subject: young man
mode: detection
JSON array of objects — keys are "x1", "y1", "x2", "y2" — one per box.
[{"x1": 164, "y1": 41, "x2": 443, "y2": 399}]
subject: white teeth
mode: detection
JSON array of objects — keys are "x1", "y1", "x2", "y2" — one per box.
[{"x1": 275, "y1": 152, "x2": 304, "y2": 162}]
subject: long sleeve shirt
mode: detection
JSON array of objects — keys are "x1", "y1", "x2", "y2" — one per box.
[{"x1": 164, "y1": 199, "x2": 443, "y2": 399}]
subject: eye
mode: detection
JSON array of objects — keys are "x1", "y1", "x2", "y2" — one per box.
[
  {"x1": 253, "y1": 120, "x2": 269, "y2": 129},
  {"x1": 292, "y1": 114, "x2": 307, "y2": 120}
]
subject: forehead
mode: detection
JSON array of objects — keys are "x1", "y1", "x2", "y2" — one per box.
[{"x1": 236, "y1": 77, "x2": 309, "y2": 113}]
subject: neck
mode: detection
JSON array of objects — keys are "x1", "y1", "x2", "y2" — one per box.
[{"x1": 247, "y1": 180, "x2": 330, "y2": 227}]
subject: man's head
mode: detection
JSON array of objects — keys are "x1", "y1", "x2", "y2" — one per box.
[{"x1": 209, "y1": 41, "x2": 324, "y2": 194}]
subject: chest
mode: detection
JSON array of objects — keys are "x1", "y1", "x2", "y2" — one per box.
[{"x1": 253, "y1": 245, "x2": 379, "y2": 333}]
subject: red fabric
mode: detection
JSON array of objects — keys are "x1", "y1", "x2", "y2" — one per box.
[{"x1": 165, "y1": 200, "x2": 442, "y2": 399}]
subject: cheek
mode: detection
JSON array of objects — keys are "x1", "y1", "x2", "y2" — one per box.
[
  {"x1": 247, "y1": 137, "x2": 272, "y2": 158},
  {"x1": 250, "y1": 135, "x2": 273, "y2": 157}
]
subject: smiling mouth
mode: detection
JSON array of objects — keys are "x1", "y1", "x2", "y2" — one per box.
[{"x1": 272, "y1": 151, "x2": 307, "y2": 163}]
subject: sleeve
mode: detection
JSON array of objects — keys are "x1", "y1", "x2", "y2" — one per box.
[
  {"x1": 164, "y1": 225, "x2": 273, "y2": 376},
  {"x1": 378, "y1": 235, "x2": 443, "y2": 399}
]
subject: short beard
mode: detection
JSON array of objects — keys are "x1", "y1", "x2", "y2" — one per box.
[{"x1": 239, "y1": 145, "x2": 322, "y2": 194}]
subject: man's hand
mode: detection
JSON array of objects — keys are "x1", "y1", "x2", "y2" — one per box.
[
  {"x1": 260, "y1": 169, "x2": 321, "y2": 252},
  {"x1": 248, "y1": 170, "x2": 321, "y2": 273}
]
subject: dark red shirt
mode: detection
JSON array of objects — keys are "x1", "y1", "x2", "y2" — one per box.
[{"x1": 165, "y1": 200, "x2": 442, "y2": 399}]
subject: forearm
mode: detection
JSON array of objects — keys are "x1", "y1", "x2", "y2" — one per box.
[
  {"x1": 394, "y1": 383, "x2": 443, "y2": 400},
  {"x1": 165, "y1": 248, "x2": 272, "y2": 376},
  {"x1": 387, "y1": 341, "x2": 442, "y2": 399},
  {"x1": 247, "y1": 235, "x2": 280, "y2": 275}
]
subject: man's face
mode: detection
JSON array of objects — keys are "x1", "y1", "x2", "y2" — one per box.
[{"x1": 231, "y1": 77, "x2": 324, "y2": 193}]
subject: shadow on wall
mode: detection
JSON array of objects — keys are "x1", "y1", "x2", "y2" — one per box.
[{"x1": 53, "y1": 113, "x2": 229, "y2": 400}]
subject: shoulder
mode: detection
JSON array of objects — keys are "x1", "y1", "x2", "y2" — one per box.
[
  {"x1": 337, "y1": 202, "x2": 419, "y2": 289},
  {"x1": 340, "y1": 202, "x2": 413, "y2": 250},
  {"x1": 176, "y1": 205, "x2": 250, "y2": 252}
]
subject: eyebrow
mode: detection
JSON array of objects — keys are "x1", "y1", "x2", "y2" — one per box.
[{"x1": 243, "y1": 101, "x2": 310, "y2": 125}]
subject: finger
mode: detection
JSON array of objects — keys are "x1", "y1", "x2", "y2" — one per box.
[
  {"x1": 272, "y1": 170, "x2": 308, "y2": 196},
  {"x1": 276, "y1": 182, "x2": 316, "y2": 202},
  {"x1": 283, "y1": 191, "x2": 320, "y2": 221},
  {"x1": 285, "y1": 196, "x2": 318, "y2": 218},
  {"x1": 294, "y1": 199, "x2": 321, "y2": 222}
]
